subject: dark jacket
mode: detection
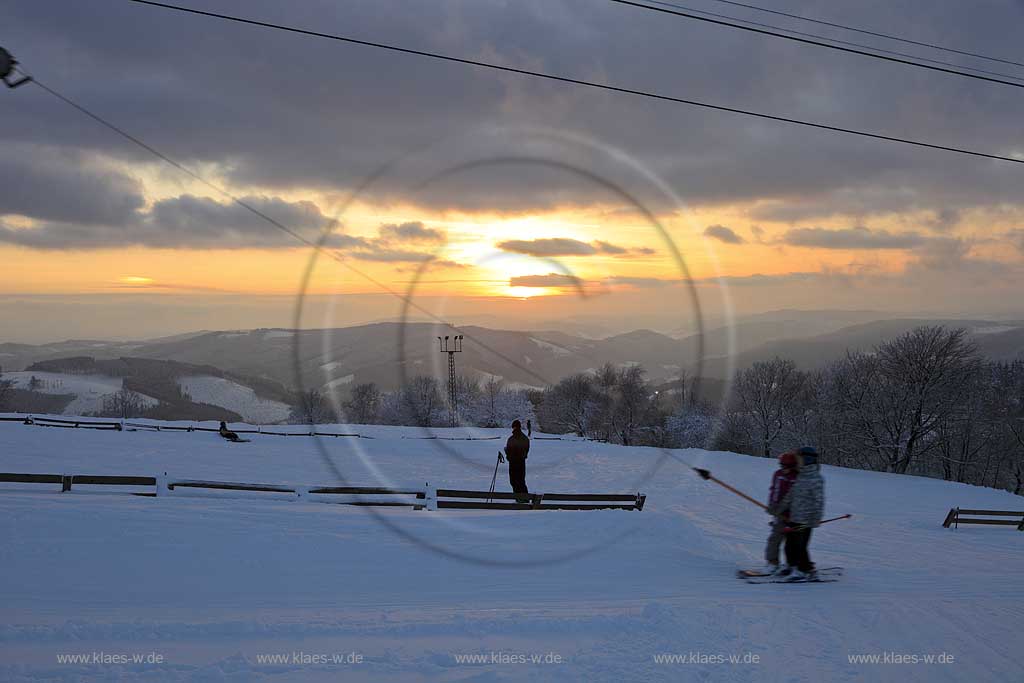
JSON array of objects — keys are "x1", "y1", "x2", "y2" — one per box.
[
  {"x1": 767, "y1": 468, "x2": 797, "y2": 517},
  {"x1": 505, "y1": 430, "x2": 530, "y2": 461}
]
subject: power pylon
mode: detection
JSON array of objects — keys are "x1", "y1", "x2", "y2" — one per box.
[{"x1": 437, "y1": 334, "x2": 463, "y2": 427}]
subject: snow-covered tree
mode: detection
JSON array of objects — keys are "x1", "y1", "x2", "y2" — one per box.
[{"x1": 344, "y1": 382, "x2": 381, "y2": 424}]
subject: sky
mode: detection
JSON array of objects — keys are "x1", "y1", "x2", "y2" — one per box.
[{"x1": 3, "y1": 0, "x2": 1024, "y2": 343}]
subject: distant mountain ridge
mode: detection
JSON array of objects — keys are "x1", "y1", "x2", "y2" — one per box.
[{"x1": 3, "y1": 316, "x2": 1022, "y2": 395}]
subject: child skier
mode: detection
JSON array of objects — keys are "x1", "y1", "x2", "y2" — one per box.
[
  {"x1": 763, "y1": 450, "x2": 799, "y2": 575},
  {"x1": 779, "y1": 446, "x2": 826, "y2": 581}
]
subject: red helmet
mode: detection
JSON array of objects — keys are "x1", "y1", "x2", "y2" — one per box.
[{"x1": 779, "y1": 451, "x2": 798, "y2": 468}]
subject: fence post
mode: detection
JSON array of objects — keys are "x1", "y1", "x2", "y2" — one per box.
[
  {"x1": 424, "y1": 482, "x2": 437, "y2": 511},
  {"x1": 155, "y1": 472, "x2": 167, "y2": 497},
  {"x1": 61, "y1": 475, "x2": 71, "y2": 492}
]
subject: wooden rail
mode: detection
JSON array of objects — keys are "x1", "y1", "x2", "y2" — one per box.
[
  {"x1": 0, "y1": 472, "x2": 645, "y2": 512},
  {"x1": 943, "y1": 507, "x2": 1024, "y2": 530}
]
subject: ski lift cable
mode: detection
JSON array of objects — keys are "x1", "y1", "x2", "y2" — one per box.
[
  {"x1": 118, "y1": 0, "x2": 1024, "y2": 165},
  {"x1": 703, "y1": 0, "x2": 1024, "y2": 69},
  {"x1": 629, "y1": 0, "x2": 1024, "y2": 84},
  {"x1": 607, "y1": 0, "x2": 1024, "y2": 90}
]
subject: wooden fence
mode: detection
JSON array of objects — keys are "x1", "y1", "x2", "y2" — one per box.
[
  {"x1": 942, "y1": 507, "x2": 1024, "y2": 530},
  {"x1": 0, "y1": 471, "x2": 644, "y2": 512}
]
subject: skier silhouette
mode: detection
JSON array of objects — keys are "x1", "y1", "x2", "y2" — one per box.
[{"x1": 505, "y1": 419, "x2": 531, "y2": 502}]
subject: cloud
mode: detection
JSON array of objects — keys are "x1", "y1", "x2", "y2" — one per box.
[
  {"x1": 509, "y1": 273, "x2": 583, "y2": 288},
  {"x1": 379, "y1": 221, "x2": 446, "y2": 243},
  {"x1": 0, "y1": 193, "x2": 337, "y2": 250},
  {"x1": 498, "y1": 238, "x2": 597, "y2": 256},
  {"x1": 4, "y1": 0, "x2": 1024, "y2": 250},
  {"x1": 780, "y1": 226, "x2": 926, "y2": 250},
  {"x1": 593, "y1": 240, "x2": 627, "y2": 254},
  {"x1": 703, "y1": 224, "x2": 745, "y2": 244},
  {"x1": 605, "y1": 276, "x2": 675, "y2": 288},
  {"x1": 0, "y1": 148, "x2": 144, "y2": 226},
  {"x1": 497, "y1": 237, "x2": 637, "y2": 257},
  {"x1": 924, "y1": 208, "x2": 962, "y2": 233},
  {"x1": 349, "y1": 248, "x2": 439, "y2": 263}
]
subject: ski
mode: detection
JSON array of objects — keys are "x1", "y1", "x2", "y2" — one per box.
[
  {"x1": 743, "y1": 570, "x2": 843, "y2": 584},
  {"x1": 737, "y1": 566, "x2": 842, "y2": 579}
]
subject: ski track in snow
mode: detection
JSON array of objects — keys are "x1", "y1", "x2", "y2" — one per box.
[{"x1": 0, "y1": 418, "x2": 1021, "y2": 682}]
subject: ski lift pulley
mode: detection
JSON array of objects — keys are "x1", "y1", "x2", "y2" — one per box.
[{"x1": 0, "y1": 47, "x2": 33, "y2": 88}]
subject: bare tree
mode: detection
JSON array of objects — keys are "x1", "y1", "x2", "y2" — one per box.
[
  {"x1": 538, "y1": 373, "x2": 596, "y2": 437},
  {"x1": 825, "y1": 327, "x2": 978, "y2": 474},
  {"x1": 734, "y1": 358, "x2": 807, "y2": 457},
  {"x1": 100, "y1": 379, "x2": 146, "y2": 419},
  {"x1": 402, "y1": 376, "x2": 444, "y2": 427},
  {"x1": 291, "y1": 389, "x2": 335, "y2": 425},
  {"x1": 344, "y1": 382, "x2": 381, "y2": 424},
  {"x1": 0, "y1": 368, "x2": 13, "y2": 411}
]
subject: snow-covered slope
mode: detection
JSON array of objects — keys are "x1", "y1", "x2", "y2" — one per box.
[
  {"x1": 177, "y1": 376, "x2": 291, "y2": 423},
  {"x1": 0, "y1": 418, "x2": 1020, "y2": 682},
  {"x1": 4, "y1": 371, "x2": 159, "y2": 415}
]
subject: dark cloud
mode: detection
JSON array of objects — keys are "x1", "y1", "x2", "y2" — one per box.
[
  {"x1": 704, "y1": 224, "x2": 745, "y2": 244},
  {"x1": 780, "y1": 226, "x2": 926, "y2": 250},
  {"x1": 379, "y1": 221, "x2": 446, "y2": 243},
  {"x1": 509, "y1": 273, "x2": 583, "y2": 287},
  {"x1": 4, "y1": 0, "x2": 1023, "y2": 222},
  {"x1": 924, "y1": 208, "x2": 962, "y2": 233},
  {"x1": 0, "y1": 148, "x2": 144, "y2": 225},
  {"x1": 0, "y1": 193, "x2": 335, "y2": 249}
]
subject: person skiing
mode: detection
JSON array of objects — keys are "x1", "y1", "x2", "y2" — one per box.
[
  {"x1": 779, "y1": 446, "x2": 826, "y2": 580},
  {"x1": 505, "y1": 419, "x2": 531, "y2": 502},
  {"x1": 763, "y1": 450, "x2": 799, "y2": 575},
  {"x1": 218, "y1": 420, "x2": 241, "y2": 442}
]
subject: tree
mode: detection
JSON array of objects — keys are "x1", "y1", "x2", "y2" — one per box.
[
  {"x1": 291, "y1": 389, "x2": 335, "y2": 424},
  {"x1": 0, "y1": 368, "x2": 13, "y2": 411},
  {"x1": 101, "y1": 379, "x2": 146, "y2": 419},
  {"x1": 826, "y1": 327, "x2": 978, "y2": 474},
  {"x1": 381, "y1": 376, "x2": 445, "y2": 427},
  {"x1": 734, "y1": 358, "x2": 807, "y2": 457},
  {"x1": 538, "y1": 373, "x2": 597, "y2": 437},
  {"x1": 614, "y1": 365, "x2": 650, "y2": 446},
  {"x1": 344, "y1": 382, "x2": 381, "y2": 424}
]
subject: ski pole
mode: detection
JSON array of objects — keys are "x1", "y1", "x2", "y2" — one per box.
[
  {"x1": 819, "y1": 513, "x2": 852, "y2": 525},
  {"x1": 783, "y1": 515, "x2": 852, "y2": 533},
  {"x1": 692, "y1": 468, "x2": 767, "y2": 510},
  {"x1": 487, "y1": 450, "x2": 504, "y2": 503}
]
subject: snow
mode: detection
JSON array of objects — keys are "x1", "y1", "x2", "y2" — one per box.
[
  {"x1": 320, "y1": 361, "x2": 343, "y2": 372},
  {"x1": 530, "y1": 337, "x2": 571, "y2": 356},
  {"x1": 263, "y1": 330, "x2": 295, "y2": 340},
  {"x1": 4, "y1": 371, "x2": 159, "y2": 415},
  {"x1": 0, "y1": 418, "x2": 1020, "y2": 682},
  {"x1": 177, "y1": 376, "x2": 291, "y2": 424},
  {"x1": 972, "y1": 325, "x2": 1019, "y2": 335},
  {"x1": 322, "y1": 374, "x2": 355, "y2": 390}
]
